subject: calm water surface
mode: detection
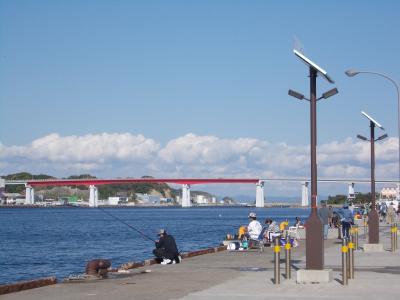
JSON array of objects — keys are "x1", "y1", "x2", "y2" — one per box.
[{"x1": 0, "y1": 207, "x2": 310, "y2": 284}]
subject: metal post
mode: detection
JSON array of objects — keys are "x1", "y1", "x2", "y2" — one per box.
[
  {"x1": 395, "y1": 223, "x2": 398, "y2": 250},
  {"x1": 274, "y1": 238, "x2": 280, "y2": 284},
  {"x1": 363, "y1": 218, "x2": 368, "y2": 235},
  {"x1": 369, "y1": 121, "x2": 380, "y2": 244},
  {"x1": 391, "y1": 224, "x2": 396, "y2": 252},
  {"x1": 342, "y1": 238, "x2": 348, "y2": 285},
  {"x1": 285, "y1": 235, "x2": 291, "y2": 279},
  {"x1": 355, "y1": 225, "x2": 359, "y2": 250},
  {"x1": 305, "y1": 67, "x2": 324, "y2": 270},
  {"x1": 348, "y1": 236, "x2": 354, "y2": 279}
]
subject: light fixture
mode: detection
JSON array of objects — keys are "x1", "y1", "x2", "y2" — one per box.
[
  {"x1": 357, "y1": 134, "x2": 368, "y2": 141},
  {"x1": 288, "y1": 89, "x2": 305, "y2": 100},
  {"x1": 345, "y1": 69, "x2": 359, "y2": 77},
  {"x1": 376, "y1": 134, "x2": 388, "y2": 141},
  {"x1": 321, "y1": 88, "x2": 339, "y2": 99}
]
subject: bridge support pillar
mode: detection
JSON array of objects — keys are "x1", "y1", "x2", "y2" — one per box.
[
  {"x1": 348, "y1": 183, "x2": 355, "y2": 203},
  {"x1": 25, "y1": 185, "x2": 34, "y2": 205},
  {"x1": 89, "y1": 185, "x2": 98, "y2": 207},
  {"x1": 301, "y1": 182, "x2": 309, "y2": 207},
  {"x1": 181, "y1": 184, "x2": 191, "y2": 208},
  {"x1": 255, "y1": 181, "x2": 264, "y2": 208}
]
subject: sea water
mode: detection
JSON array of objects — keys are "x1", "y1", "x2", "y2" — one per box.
[{"x1": 0, "y1": 206, "x2": 310, "y2": 284}]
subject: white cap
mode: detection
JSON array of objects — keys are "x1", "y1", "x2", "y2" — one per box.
[{"x1": 248, "y1": 212, "x2": 256, "y2": 218}]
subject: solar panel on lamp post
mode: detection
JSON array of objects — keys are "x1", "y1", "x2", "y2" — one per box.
[
  {"x1": 346, "y1": 69, "x2": 400, "y2": 200},
  {"x1": 289, "y1": 50, "x2": 338, "y2": 270}
]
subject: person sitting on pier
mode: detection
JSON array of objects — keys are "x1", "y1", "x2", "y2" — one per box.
[
  {"x1": 153, "y1": 229, "x2": 181, "y2": 265},
  {"x1": 263, "y1": 218, "x2": 281, "y2": 244},
  {"x1": 246, "y1": 212, "x2": 262, "y2": 247}
]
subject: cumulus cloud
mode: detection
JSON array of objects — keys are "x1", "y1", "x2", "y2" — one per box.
[
  {"x1": 1, "y1": 133, "x2": 159, "y2": 170},
  {"x1": 0, "y1": 133, "x2": 398, "y2": 188}
]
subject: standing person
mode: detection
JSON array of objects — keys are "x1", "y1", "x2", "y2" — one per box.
[
  {"x1": 153, "y1": 229, "x2": 181, "y2": 265},
  {"x1": 339, "y1": 203, "x2": 354, "y2": 239},
  {"x1": 328, "y1": 205, "x2": 334, "y2": 228},
  {"x1": 348, "y1": 202, "x2": 354, "y2": 214},
  {"x1": 318, "y1": 200, "x2": 329, "y2": 240},
  {"x1": 247, "y1": 212, "x2": 262, "y2": 241},
  {"x1": 387, "y1": 202, "x2": 396, "y2": 225},
  {"x1": 380, "y1": 202, "x2": 388, "y2": 223}
]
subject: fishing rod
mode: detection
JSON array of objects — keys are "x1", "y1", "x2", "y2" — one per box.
[{"x1": 97, "y1": 207, "x2": 156, "y2": 243}]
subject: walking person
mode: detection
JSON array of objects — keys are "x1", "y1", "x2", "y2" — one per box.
[
  {"x1": 328, "y1": 205, "x2": 334, "y2": 228},
  {"x1": 339, "y1": 203, "x2": 354, "y2": 240},
  {"x1": 153, "y1": 229, "x2": 181, "y2": 265},
  {"x1": 318, "y1": 200, "x2": 329, "y2": 239}
]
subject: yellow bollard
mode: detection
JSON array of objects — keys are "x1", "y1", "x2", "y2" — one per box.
[
  {"x1": 355, "y1": 225, "x2": 359, "y2": 250},
  {"x1": 342, "y1": 239, "x2": 348, "y2": 285},
  {"x1": 285, "y1": 242, "x2": 291, "y2": 279},
  {"x1": 348, "y1": 238, "x2": 355, "y2": 279},
  {"x1": 391, "y1": 225, "x2": 396, "y2": 252},
  {"x1": 274, "y1": 238, "x2": 280, "y2": 284}
]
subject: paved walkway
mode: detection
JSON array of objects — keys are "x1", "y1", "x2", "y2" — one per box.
[{"x1": 2, "y1": 227, "x2": 399, "y2": 300}]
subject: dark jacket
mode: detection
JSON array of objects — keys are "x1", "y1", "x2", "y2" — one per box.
[
  {"x1": 155, "y1": 234, "x2": 179, "y2": 259},
  {"x1": 318, "y1": 207, "x2": 329, "y2": 225}
]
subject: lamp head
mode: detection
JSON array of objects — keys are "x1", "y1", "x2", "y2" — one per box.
[
  {"x1": 288, "y1": 89, "x2": 305, "y2": 100},
  {"x1": 376, "y1": 134, "x2": 388, "y2": 141},
  {"x1": 357, "y1": 134, "x2": 368, "y2": 141},
  {"x1": 345, "y1": 69, "x2": 360, "y2": 77},
  {"x1": 321, "y1": 88, "x2": 339, "y2": 99}
]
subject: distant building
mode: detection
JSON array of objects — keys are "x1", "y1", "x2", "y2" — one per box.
[
  {"x1": 195, "y1": 195, "x2": 209, "y2": 204},
  {"x1": 3, "y1": 193, "x2": 25, "y2": 205},
  {"x1": 107, "y1": 196, "x2": 130, "y2": 205},
  {"x1": 380, "y1": 187, "x2": 398, "y2": 199}
]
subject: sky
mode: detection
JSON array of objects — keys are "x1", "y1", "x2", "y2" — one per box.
[{"x1": 1, "y1": 0, "x2": 400, "y2": 199}]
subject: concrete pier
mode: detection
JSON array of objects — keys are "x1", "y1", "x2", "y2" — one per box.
[{"x1": 1, "y1": 226, "x2": 398, "y2": 300}]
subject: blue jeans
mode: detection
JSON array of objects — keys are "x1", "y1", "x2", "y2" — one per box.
[
  {"x1": 323, "y1": 224, "x2": 329, "y2": 239},
  {"x1": 342, "y1": 221, "x2": 351, "y2": 239}
]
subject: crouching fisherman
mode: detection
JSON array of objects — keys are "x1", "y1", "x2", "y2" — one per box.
[
  {"x1": 85, "y1": 259, "x2": 111, "y2": 278},
  {"x1": 153, "y1": 229, "x2": 181, "y2": 265}
]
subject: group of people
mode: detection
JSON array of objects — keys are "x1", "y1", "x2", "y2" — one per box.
[
  {"x1": 239, "y1": 212, "x2": 302, "y2": 247},
  {"x1": 377, "y1": 202, "x2": 399, "y2": 224}
]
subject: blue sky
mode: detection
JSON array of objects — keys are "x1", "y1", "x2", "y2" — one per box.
[{"x1": 1, "y1": 0, "x2": 400, "y2": 198}]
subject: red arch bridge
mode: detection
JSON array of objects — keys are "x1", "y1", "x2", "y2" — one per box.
[{"x1": 1, "y1": 177, "x2": 398, "y2": 208}]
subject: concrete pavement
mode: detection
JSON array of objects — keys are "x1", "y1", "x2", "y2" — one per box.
[{"x1": 1, "y1": 226, "x2": 398, "y2": 300}]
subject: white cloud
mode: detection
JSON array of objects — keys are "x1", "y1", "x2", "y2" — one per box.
[{"x1": 0, "y1": 132, "x2": 398, "y2": 195}]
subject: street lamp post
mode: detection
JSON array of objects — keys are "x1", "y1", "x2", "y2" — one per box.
[
  {"x1": 357, "y1": 111, "x2": 388, "y2": 243},
  {"x1": 345, "y1": 70, "x2": 400, "y2": 199},
  {"x1": 289, "y1": 50, "x2": 338, "y2": 270}
]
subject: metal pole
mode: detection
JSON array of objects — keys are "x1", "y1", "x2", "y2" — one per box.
[
  {"x1": 347, "y1": 71, "x2": 400, "y2": 200},
  {"x1": 355, "y1": 224, "x2": 359, "y2": 250},
  {"x1": 391, "y1": 224, "x2": 396, "y2": 252},
  {"x1": 395, "y1": 223, "x2": 398, "y2": 250},
  {"x1": 285, "y1": 241, "x2": 291, "y2": 279},
  {"x1": 348, "y1": 235, "x2": 354, "y2": 279},
  {"x1": 274, "y1": 238, "x2": 281, "y2": 284},
  {"x1": 305, "y1": 67, "x2": 324, "y2": 270},
  {"x1": 369, "y1": 121, "x2": 380, "y2": 243},
  {"x1": 342, "y1": 238, "x2": 348, "y2": 285}
]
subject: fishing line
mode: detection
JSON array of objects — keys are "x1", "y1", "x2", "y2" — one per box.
[{"x1": 97, "y1": 207, "x2": 156, "y2": 242}]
